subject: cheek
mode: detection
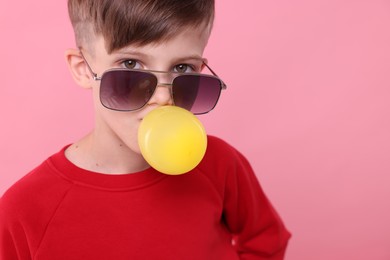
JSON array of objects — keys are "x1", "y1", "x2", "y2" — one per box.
[
  {"x1": 103, "y1": 111, "x2": 142, "y2": 149},
  {"x1": 91, "y1": 86, "x2": 102, "y2": 109}
]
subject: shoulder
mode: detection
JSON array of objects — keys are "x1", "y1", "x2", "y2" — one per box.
[
  {"x1": 197, "y1": 135, "x2": 254, "y2": 187},
  {"x1": 200, "y1": 135, "x2": 251, "y2": 170},
  {"x1": 204, "y1": 135, "x2": 237, "y2": 159},
  {"x1": 0, "y1": 155, "x2": 72, "y2": 220},
  {"x1": 0, "y1": 153, "x2": 73, "y2": 257}
]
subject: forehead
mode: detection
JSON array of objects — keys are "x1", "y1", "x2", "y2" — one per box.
[{"x1": 99, "y1": 26, "x2": 211, "y2": 60}]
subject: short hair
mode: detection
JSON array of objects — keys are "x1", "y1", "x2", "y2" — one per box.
[{"x1": 68, "y1": 0, "x2": 215, "y2": 53}]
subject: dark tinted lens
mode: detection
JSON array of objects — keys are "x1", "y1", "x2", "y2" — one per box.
[
  {"x1": 100, "y1": 70, "x2": 157, "y2": 111},
  {"x1": 172, "y1": 75, "x2": 222, "y2": 114}
]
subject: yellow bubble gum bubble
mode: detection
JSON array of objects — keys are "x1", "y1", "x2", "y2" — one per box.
[{"x1": 138, "y1": 106, "x2": 207, "y2": 175}]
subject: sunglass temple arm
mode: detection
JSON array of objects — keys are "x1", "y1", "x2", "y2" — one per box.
[
  {"x1": 203, "y1": 62, "x2": 227, "y2": 89},
  {"x1": 79, "y1": 49, "x2": 102, "y2": 81}
]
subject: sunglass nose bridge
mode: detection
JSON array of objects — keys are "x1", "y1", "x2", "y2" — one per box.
[
  {"x1": 157, "y1": 82, "x2": 173, "y2": 87},
  {"x1": 152, "y1": 71, "x2": 176, "y2": 86}
]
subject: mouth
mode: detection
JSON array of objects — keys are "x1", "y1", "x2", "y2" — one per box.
[{"x1": 138, "y1": 105, "x2": 160, "y2": 121}]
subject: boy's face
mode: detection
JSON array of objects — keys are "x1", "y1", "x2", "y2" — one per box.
[{"x1": 85, "y1": 26, "x2": 211, "y2": 159}]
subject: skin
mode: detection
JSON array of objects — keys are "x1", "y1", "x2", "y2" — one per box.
[{"x1": 64, "y1": 26, "x2": 210, "y2": 174}]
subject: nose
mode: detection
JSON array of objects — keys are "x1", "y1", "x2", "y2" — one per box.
[
  {"x1": 147, "y1": 83, "x2": 174, "y2": 107},
  {"x1": 147, "y1": 71, "x2": 175, "y2": 107}
]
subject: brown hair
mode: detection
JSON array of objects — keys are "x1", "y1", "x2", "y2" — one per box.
[{"x1": 68, "y1": 0, "x2": 215, "y2": 53}]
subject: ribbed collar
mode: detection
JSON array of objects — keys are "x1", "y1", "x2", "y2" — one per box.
[{"x1": 47, "y1": 145, "x2": 167, "y2": 191}]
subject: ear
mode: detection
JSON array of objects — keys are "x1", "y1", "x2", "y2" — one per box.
[{"x1": 64, "y1": 48, "x2": 93, "y2": 89}]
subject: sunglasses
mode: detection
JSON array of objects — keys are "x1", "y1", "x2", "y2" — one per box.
[{"x1": 80, "y1": 51, "x2": 227, "y2": 115}]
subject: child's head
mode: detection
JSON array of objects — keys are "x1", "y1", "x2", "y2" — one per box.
[
  {"x1": 68, "y1": 0, "x2": 215, "y2": 53},
  {"x1": 65, "y1": 0, "x2": 224, "y2": 162}
]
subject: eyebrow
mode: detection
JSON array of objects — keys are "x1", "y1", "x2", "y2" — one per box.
[
  {"x1": 114, "y1": 50, "x2": 205, "y2": 64},
  {"x1": 173, "y1": 55, "x2": 205, "y2": 64},
  {"x1": 114, "y1": 50, "x2": 150, "y2": 60}
]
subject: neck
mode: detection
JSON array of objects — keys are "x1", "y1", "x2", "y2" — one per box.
[{"x1": 65, "y1": 131, "x2": 150, "y2": 175}]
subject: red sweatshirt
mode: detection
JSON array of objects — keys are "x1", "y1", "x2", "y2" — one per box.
[{"x1": 0, "y1": 136, "x2": 290, "y2": 259}]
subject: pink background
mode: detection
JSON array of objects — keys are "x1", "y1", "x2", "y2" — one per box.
[{"x1": 1, "y1": 1, "x2": 390, "y2": 259}]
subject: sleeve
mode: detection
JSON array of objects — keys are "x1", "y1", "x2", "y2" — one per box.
[
  {"x1": 206, "y1": 136, "x2": 291, "y2": 259},
  {"x1": 0, "y1": 196, "x2": 32, "y2": 260}
]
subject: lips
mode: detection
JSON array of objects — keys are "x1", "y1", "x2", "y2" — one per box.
[{"x1": 137, "y1": 105, "x2": 164, "y2": 121}]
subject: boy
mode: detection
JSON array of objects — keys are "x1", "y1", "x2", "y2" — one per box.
[{"x1": 0, "y1": 0, "x2": 291, "y2": 259}]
